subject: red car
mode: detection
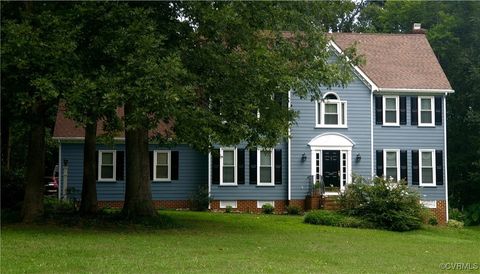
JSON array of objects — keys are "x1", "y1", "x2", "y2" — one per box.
[{"x1": 44, "y1": 165, "x2": 59, "y2": 195}]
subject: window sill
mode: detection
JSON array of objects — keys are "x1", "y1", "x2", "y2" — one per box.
[
  {"x1": 381, "y1": 124, "x2": 400, "y2": 127},
  {"x1": 152, "y1": 180, "x2": 172, "y2": 183},
  {"x1": 315, "y1": 125, "x2": 348, "y2": 129},
  {"x1": 97, "y1": 180, "x2": 118, "y2": 183},
  {"x1": 219, "y1": 184, "x2": 238, "y2": 187},
  {"x1": 418, "y1": 185, "x2": 437, "y2": 188},
  {"x1": 417, "y1": 125, "x2": 436, "y2": 128},
  {"x1": 256, "y1": 184, "x2": 275, "y2": 187}
]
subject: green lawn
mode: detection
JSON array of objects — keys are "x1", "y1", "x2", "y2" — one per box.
[{"x1": 2, "y1": 211, "x2": 479, "y2": 273}]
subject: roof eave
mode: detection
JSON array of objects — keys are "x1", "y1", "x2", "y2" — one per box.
[{"x1": 376, "y1": 88, "x2": 455, "y2": 94}]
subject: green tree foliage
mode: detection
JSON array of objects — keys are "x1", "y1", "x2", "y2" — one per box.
[
  {"x1": 355, "y1": 1, "x2": 480, "y2": 209},
  {"x1": 1, "y1": 2, "x2": 77, "y2": 222}
]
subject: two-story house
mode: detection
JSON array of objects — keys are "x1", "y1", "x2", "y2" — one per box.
[{"x1": 54, "y1": 33, "x2": 453, "y2": 223}]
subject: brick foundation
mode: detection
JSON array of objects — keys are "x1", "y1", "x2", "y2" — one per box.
[
  {"x1": 429, "y1": 200, "x2": 447, "y2": 225},
  {"x1": 210, "y1": 200, "x2": 287, "y2": 213}
]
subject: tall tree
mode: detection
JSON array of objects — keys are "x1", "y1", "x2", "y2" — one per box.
[{"x1": 1, "y1": 2, "x2": 77, "y2": 222}]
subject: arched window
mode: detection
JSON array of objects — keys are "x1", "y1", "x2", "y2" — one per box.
[{"x1": 316, "y1": 92, "x2": 347, "y2": 127}]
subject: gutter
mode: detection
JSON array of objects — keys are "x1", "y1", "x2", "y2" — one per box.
[{"x1": 376, "y1": 88, "x2": 455, "y2": 94}]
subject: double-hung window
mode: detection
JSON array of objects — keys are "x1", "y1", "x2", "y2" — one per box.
[
  {"x1": 316, "y1": 93, "x2": 347, "y2": 127},
  {"x1": 98, "y1": 150, "x2": 116, "y2": 181},
  {"x1": 257, "y1": 149, "x2": 274, "y2": 186},
  {"x1": 383, "y1": 96, "x2": 399, "y2": 126},
  {"x1": 154, "y1": 150, "x2": 171, "y2": 181},
  {"x1": 419, "y1": 149, "x2": 436, "y2": 186},
  {"x1": 418, "y1": 97, "x2": 434, "y2": 126},
  {"x1": 383, "y1": 149, "x2": 400, "y2": 181},
  {"x1": 220, "y1": 148, "x2": 237, "y2": 185}
]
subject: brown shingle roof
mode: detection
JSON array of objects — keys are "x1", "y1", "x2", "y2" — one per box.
[
  {"x1": 53, "y1": 104, "x2": 172, "y2": 139},
  {"x1": 331, "y1": 33, "x2": 452, "y2": 90}
]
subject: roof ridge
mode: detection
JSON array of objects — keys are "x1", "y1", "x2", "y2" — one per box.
[{"x1": 332, "y1": 32, "x2": 425, "y2": 36}]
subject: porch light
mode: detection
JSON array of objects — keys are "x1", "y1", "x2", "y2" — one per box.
[
  {"x1": 356, "y1": 153, "x2": 361, "y2": 162},
  {"x1": 301, "y1": 153, "x2": 307, "y2": 162},
  {"x1": 63, "y1": 159, "x2": 68, "y2": 167}
]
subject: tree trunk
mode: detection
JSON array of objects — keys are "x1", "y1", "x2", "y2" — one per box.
[
  {"x1": 122, "y1": 103, "x2": 156, "y2": 218},
  {"x1": 79, "y1": 121, "x2": 98, "y2": 215},
  {"x1": 22, "y1": 102, "x2": 46, "y2": 223}
]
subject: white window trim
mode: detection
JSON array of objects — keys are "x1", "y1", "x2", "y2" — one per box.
[
  {"x1": 220, "y1": 147, "x2": 237, "y2": 186},
  {"x1": 418, "y1": 96, "x2": 435, "y2": 127},
  {"x1": 315, "y1": 92, "x2": 348, "y2": 128},
  {"x1": 257, "y1": 149, "x2": 275, "y2": 186},
  {"x1": 98, "y1": 150, "x2": 116, "y2": 182},
  {"x1": 220, "y1": 201, "x2": 237, "y2": 209},
  {"x1": 383, "y1": 96, "x2": 400, "y2": 126},
  {"x1": 153, "y1": 150, "x2": 171, "y2": 181},
  {"x1": 257, "y1": 200, "x2": 275, "y2": 208},
  {"x1": 383, "y1": 149, "x2": 400, "y2": 181},
  {"x1": 419, "y1": 149, "x2": 436, "y2": 186}
]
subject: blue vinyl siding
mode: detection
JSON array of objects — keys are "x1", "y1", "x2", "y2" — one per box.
[
  {"x1": 211, "y1": 143, "x2": 288, "y2": 200},
  {"x1": 290, "y1": 75, "x2": 372, "y2": 199},
  {"x1": 374, "y1": 95, "x2": 446, "y2": 201},
  {"x1": 61, "y1": 143, "x2": 207, "y2": 201}
]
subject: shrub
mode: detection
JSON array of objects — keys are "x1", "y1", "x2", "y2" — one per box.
[
  {"x1": 189, "y1": 185, "x2": 211, "y2": 211},
  {"x1": 261, "y1": 203, "x2": 274, "y2": 214},
  {"x1": 1, "y1": 168, "x2": 25, "y2": 209},
  {"x1": 464, "y1": 203, "x2": 480, "y2": 226},
  {"x1": 225, "y1": 205, "x2": 233, "y2": 213},
  {"x1": 339, "y1": 176, "x2": 423, "y2": 231},
  {"x1": 428, "y1": 216, "x2": 438, "y2": 226},
  {"x1": 286, "y1": 205, "x2": 301, "y2": 215},
  {"x1": 447, "y1": 219, "x2": 464, "y2": 229},
  {"x1": 449, "y1": 208, "x2": 465, "y2": 222},
  {"x1": 304, "y1": 210, "x2": 373, "y2": 228}
]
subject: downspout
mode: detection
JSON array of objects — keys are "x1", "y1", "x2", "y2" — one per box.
[
  {"x1": 371, "y1": 89, "x2": 375, "y2": 178},
  {"x1": 287, "y1": 90, "x2": 292, "y2": 201},
  {"x1": 443, "y1": 94, "x2": 449, "y2": 222}
]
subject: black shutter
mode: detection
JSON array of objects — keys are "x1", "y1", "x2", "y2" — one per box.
[
  {"x1": 375, "y1": 96, "x2": 383, "y2": 125},
  {"x1": 436, "y1": 150, "x2": 444, "y2": 185},
  {"x1": 274, "y1": 149, "x2": 282, "y2": 185},
  {"x1": 249, "y1": 149, "x2": 257, "y2": 184},
  {"x1": 376, "y1": 150, "x2": 383, "y2": 177},
  {"x1": 211, "y1": 149, "x2": 220, "y2": 184},
  {"x1": 435, "y1": 96, "x2": 442, "y2": 125},
  {"x1": 95, "y1": 151, "x2": 99, "y2": 181},
  {"x1": 411, "y1": 97, "x2": 418, "y2": 125},
  {"x1": 171, "y1": 151, "x2": 179, "y2": 180},
  {"x1": 237, "y1": 149, "x2": 245, "y2": 184},
  {"x1": 116, "y1": 151, "x2": 124, "y2": 181},
  {"x1": 149, "y1": 151, "x2": 154, "y2": 181},
  {"x1": 400, "y1": 150, "x2": 407, "y2": 182},
  {"x1": 400, "y1": 96, "x2": 407, "y2": 125},
  {"x1": 412, "y1": 150, "x2": 419, "y2": 185}
]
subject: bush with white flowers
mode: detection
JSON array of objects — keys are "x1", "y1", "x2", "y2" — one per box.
[{"x1": 339, "y1": 176, "x2": 424, "y2": 231}]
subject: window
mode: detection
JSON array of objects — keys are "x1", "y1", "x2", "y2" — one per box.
[
  {"x1": 220, "y1": 201, "x2": 237, "y2": 209},
  {"x1": 154, "y1": 150, "x2": 171, "y2": 181},
  {"x1": 419, "y1": 149, "x2": 436, "y2": 186},
  {"x1": 257, "y1": 201, "x2": 275, "y2": 208},
  {"x1": 383, "y1": 96, "x2": 399, "y2": 126},
  {"x1": 98, "y1": 150, "x2": 116, "y2": 181},
  {"x1": 257, "y1": 149, "x2": 274, "y2": 186},
  {"x1": 383, "y1": 149, "x2": 400, "y2": 181},
  {"x1": 419, "y1": 97, "x2": 434, "y2": 126},
  {"x1": 220, "y1": 148, "x2": 237, "y2": 185},
  {"x1": 316, "y1": 93, "x2": 347, "y2": 127}
]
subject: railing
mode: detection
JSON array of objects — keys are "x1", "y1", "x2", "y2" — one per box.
[{"x1": 308, "y1": 175, "x2": 325, "y2": 196}]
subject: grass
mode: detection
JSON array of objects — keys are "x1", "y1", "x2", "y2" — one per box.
[{"x1": 2, "y1": 211, "x2": 479, "y2": 273}]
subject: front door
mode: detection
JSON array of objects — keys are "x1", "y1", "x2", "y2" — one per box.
[{"x1": 322, "y1": 150, "x2": 340, "y2": 192}]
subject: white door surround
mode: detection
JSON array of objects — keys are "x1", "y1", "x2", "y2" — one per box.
[{"x1": 308, "y1": 133, "x2": 354, "y2": 193}]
